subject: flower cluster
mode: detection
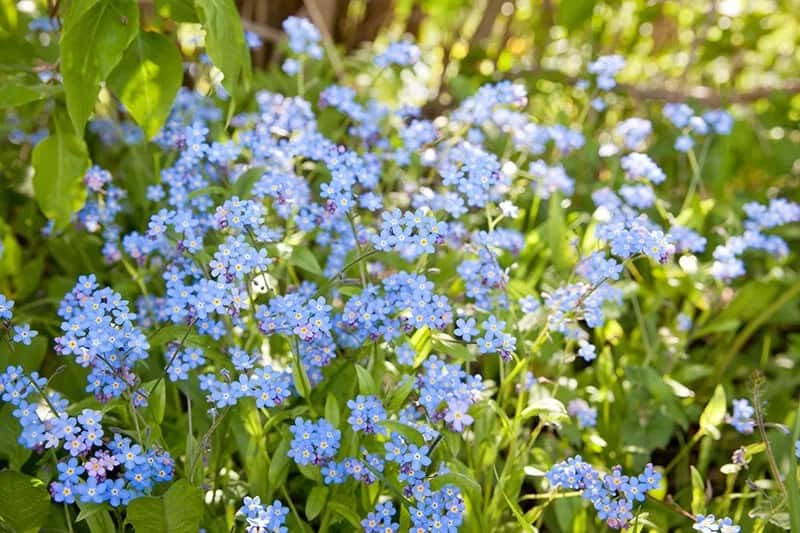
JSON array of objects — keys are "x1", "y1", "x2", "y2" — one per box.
[
  {"x1": 54, "y1": 275, "x2": 149, "y2": 403},
  {"x1": 727, "y1": 398, "x2": 755, "y2": 434},
  {"x1": 693, "y1": 514, "x2": 741, "y2": 533},
  {"x1": 711, "y1": 198, "x2": 800, "y2": 280},
  {"x1": 238, "y1": 496, "x2": 289, "y2": 533},
  {"x1": 546, "y1": 456, "x2": 662, "y2": 529},
  {"x1": 288, "y1": 416, "x2": 342, "y2": 466}
]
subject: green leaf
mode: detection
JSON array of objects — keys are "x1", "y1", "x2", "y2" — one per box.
[
  {"x1": 145, "y1": 379, "x2": 166, "y2": 424},
  {"x1": 232, "y1": 167, "x2": 266, "y2": 197},
  {"x1": 699, "y1": 384, "x2": 726, "y2": 440},
  {"x1": 292, "y1": 357, "x2": 312, "y2": 399},
  {"x1": 324, "y1": 394, "x2": 340, "y2": 428},
  {"x1": 305, "y1": 486, "x2": 328, "y2": 521},
  {"x1": 0, "y1": 471, "x2": 51, "y2": 533},
  {"x1": 289, "y1": 247, "x2": 323, "y2": 276},
  {"x1": 126, "y1": 480, "x2": 203, "y2": 533},
  {"x1": 379, "y1": 420, "x2": 425, "y2": 447},
  {"x1": 520, "y1": 397, "x2": 568, "y2": 423},
  {"x1": 76, "y1": 502, "x2": 115, "y2": 533},
  {"x1": 60, "y1": 0, "x2": 139, "y2": 132},
  {"x1": 327, "y1": 501, "x2": 362, "y2": 528},
  {"x1": 788, "y1": 404, "x2": 800, "y2": 533},
  {"x1": 268, "y1": 437, "x2": 291, "y2": 487},
  {"x1": 690, "y1": 466, "x2": 706, "y2": 514},
  {"x1": 193, "y1": 0, "x2": 251, "y2": 101},
  {"x1": 32, "y1": 115, "x2": 90, "y2": 229},
  {"x1": 0, "y1": 76, "x2": 60, "y2": 107},
  {"x1": 355, "y1": 364, "x2": 378, "y2": 396},
  {"x1": 155, "y1": 0, "x2": 198, "y2": 21},
  {"x1": 108, "y1": 31, "x2": 183, "y2": 139}
]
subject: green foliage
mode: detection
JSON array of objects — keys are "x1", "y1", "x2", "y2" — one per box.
[
  {"x1": 32, "y1": 114, "x2": 90, "y2": 229},
  {"x1": 108, "y1": 31, "x2": 183, "y2": 140},
  {"x1": 193, "y1": 0, "x2": 252, "y2": 102},
  {"x1": 0, "y1": 471, "x2": 51, "y2": 533},
  {"x1": 60, "y1": 0, "x2": 139, "y2": 132},
  {"x1": 126, "y1": 480, "x2": 204, "y2": 533}
]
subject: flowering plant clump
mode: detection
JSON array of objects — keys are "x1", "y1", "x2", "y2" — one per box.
[{"x1": 1, "y1": 3, "x2": 799, "y2": 533}]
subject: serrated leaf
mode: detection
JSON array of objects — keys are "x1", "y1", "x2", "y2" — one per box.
[
  {"x1": 32, "y1": 115, "x2": 90, "y2": 229},
  {"x1": 699, "y1": 384, "x2": 726, "y2": 440},
  {"x1": 108, "y1": 31, "x2": 183, "y2": 139},
  {"x1": 126, "y1": 480, "x2": 203, "y2": 533},
  {"x1": 0, "y1": 471, "x2": 51, "y2": 533},
  {"x1": 60, "y1": 0, "x2": 139, "y2": 132}
]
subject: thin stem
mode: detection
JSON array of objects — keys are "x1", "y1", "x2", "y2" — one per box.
[
  {"x1": 752, "y1": 372, "x2": 787, "y2": 498},
  {"x1": 345, "y1": 212, "x2": 368, "y2": 288},
  {"x1": 64, "y1": 503, "x2": 75, "y2": 533},
  {"x1": 665, "y1": 431, "x2": 703, "y2": 474}
]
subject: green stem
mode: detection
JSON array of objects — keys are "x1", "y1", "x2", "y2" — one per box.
[
  {"x1": 752, "y1": 373, "x2": 787, "y2": 498},
  {"x1": 715, "y1": 279, "x2": 800, "y2": 376},
  {"x1": 665, "y1": 431, "x2": 703, "y2": 474},
  {"x1": 64, "y1": 504, "x2": 75, "y2": 533}
]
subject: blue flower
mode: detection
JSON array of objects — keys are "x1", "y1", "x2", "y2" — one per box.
[{"x1": 11, "y1": 324, "x2": 37, "y2": 345}]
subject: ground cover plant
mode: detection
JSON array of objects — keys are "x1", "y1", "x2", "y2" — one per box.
[{"x1": 1, "y1": 1, "x2": 800, "y2": 532}]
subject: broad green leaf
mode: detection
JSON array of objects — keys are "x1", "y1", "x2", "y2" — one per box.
[
  {"x1": 305, "y1": 486, "x2": 328, "y2": 521},
  {"x1": 0, "y1": 334, "x2": 46, "y2": 373},
  {"x1": 108, "y1": 31, "x2": 183, "y2": 139},
  {"x1": 0, "y1": 76, "x2": 60, "y2": 107},
  {"x1": 699, "y1": 384, "x2": 726, "y2": 440},
  {"x1": 289, "y1": 246, "x2": 323, "y2": 276},
  {"x1": 32, "y1": 116, "x2": 90, "y2": 229},
  {"x1": 327, "y1": 501, "x2": 362, "y2": 528},
  {"x1": 155, "y1": 0, "x2": 198, "y2": 21},
  {"x1": 126, "y1": 480, "x2": 203, "y2": 533},
  {"x1": 76, "y1": 501, "x2": 115, "y2": 533},
  {"x1": 379, "y1": 420, "x2": 425, "y2": 447},
  {"x1": 193, "y1": 0, "x2": 251, "y2": 101},
  {"x1": 0, "y1": 0, "x2": 17, "y2": 31},
  {"x1": 232, "y1": 166, "x2": 266, "y2": 197},
  {"x1": 60, "y1": 0, "x2": 139, "y2": 132},
  {"x1": 0, "y1": 471, "x2": 51, "y2": 533}
]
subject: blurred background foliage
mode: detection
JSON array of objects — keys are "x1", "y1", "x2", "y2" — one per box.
[{"x1": 234, "y1": 0, "x2": 800, "y2": 197}]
